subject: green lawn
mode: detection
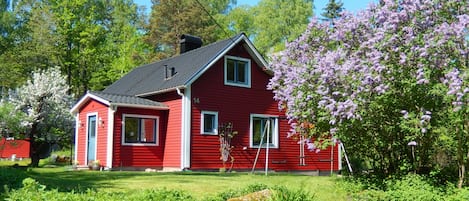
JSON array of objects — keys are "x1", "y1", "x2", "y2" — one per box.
[{"x1": 4, "y1": 166, "x2": 347, "y2": 200}]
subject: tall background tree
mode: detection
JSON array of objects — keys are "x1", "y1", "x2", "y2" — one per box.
[
  {"x1": 0, "y1": 0, "x2": 315, "y2": 97},
  {"x1": 321, "y1": 0, "x2": 343, "y2": 21},
  {"x1": 0, "y1": 0, "x2": 149, "y2": 97},
  {"x1": 269, "y1": 0, "x2": 468, "y2": 185},
  {"x1": 251, "y1": 0, "x2": 313, "y2": 57},
  {"x1": 145, "y1": 0, "x2": 234, "y2": 60}
]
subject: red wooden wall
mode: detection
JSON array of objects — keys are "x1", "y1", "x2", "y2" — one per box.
[
  {"x1": 76, "y1": 100, "x2": 109, "y2": 167},
  {"x1": 0, "y1": 138, "x2": 30, "y2": 158},
  {"x1": 190, "y1": 42, "x2": 340, "y2": 172},
  {"x1": 147, "y1": 91, "x2": 183, "y2": 169},
  {"x1": 113, "y1": 107, "x2": 167, "y2": 168}
]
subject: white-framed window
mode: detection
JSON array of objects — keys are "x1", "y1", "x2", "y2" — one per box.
[
  {"x1": 250, "y1": 114, "x2": 279, "y2": 148},
  {"x1": 122, "y1": 114, "x2": 159, "y2": 145},
  {"x1": 224, "y1": 55, "x2": 251, "y2": 88},
  {"x1": 201, "y1": 111, "x2": 218, "y2": 135}
]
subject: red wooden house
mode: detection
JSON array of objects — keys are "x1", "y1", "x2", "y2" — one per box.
[{"x1": 71, "y1": 34, "x2": 341, "y2": 173}]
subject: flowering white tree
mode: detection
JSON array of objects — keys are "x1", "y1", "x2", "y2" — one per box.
[
  {"x1": 269, "y1": 0, "x2": 468, "y2": 185},
  {"x1": 6, "y1": 66, "x2": 74, "y2": 167}
]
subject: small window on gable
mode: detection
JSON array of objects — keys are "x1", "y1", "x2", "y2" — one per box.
[
  {"x1": 201, "y1": 111, "x2": 218, "y2": 135},
  {"x1": 250, "y1": 114, "x2": 279, "y2": 148},
  {"x1": 224, "y1": 56, "x2": 251, "y2": 88},
  {"x1": 122, "y1": 114, "x2": 158, "y2": 145}
]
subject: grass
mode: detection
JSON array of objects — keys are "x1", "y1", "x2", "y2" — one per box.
[{"x1": 1, "y1": 163, "x2": 348, "y2": 200}]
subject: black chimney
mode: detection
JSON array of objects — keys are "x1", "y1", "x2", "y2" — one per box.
[{"x1": 180, "y1": 34, "x2": 202, "y2": 54}]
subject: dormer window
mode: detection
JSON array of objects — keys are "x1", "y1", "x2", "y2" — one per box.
[{"x1": 224, "y1": 56, "x2": 251, "y2": 88}]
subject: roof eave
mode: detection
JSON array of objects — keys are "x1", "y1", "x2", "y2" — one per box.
[
  {"x1": 240, "y1": 34, "x2": 269, "y2": 68},
  {"x1": 111, "y1": 103, "x2": 169, "y2": 110},
  {"x1": 70, "y1": 93, "x2": 111, "y2": 114},
  {"x1": 136, "y1": 85, "x2": 186, "y2": 97},
  {"x1": 185, "y1": 34, "x2": 270, "y2": 86}
]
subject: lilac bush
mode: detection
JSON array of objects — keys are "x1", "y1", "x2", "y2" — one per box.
[{"x1": 269, "y1": 0, "x2": 468, "y2": 177}]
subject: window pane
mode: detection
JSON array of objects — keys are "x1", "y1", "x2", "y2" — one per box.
[
  {"x1": 237, "y1": 61, "x2": 246, "y2": 83},
  {"x1": 252, "y1": 117, "x2": 276, "y2": 147},
  {"x1": 226, "y1": 59, "x2": 235, "y2": 82},
  {"x1": 124, "y1": 116, "x2": 157, "y2": 144},
  {"x1": 204, "y1": 114, "x2": 215, "y2": 133},
  {"x1": 124, "y1": 117, "x2": 139, "y2": 143},
  {"x1": 141, "y1": 118, "x2": 156, "y2": 143},
  {"x1": 253, "y1": 118, "x2": 263, "y2": 146}
]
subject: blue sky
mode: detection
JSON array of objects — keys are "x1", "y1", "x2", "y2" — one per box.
[{"x1": 134, "y1": 0, "x2": 375, "y2": 16}]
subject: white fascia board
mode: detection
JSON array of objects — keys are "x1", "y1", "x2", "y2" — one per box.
[
  {"x1": 185, "y1": 34, "x2": 269, "y2": 87},
  {"x1": 70, "y1": 93, "x2": 111, "y2": 113},
  {"x1": 106, "y1": 107, "x2": 116, "y2": 169},
  {"x1": 240, "y1": 34, "x2": 269, "y2": 68},
  {"x1": 74, "y1": 113, "x2": 79, "y2": 163},
  {"x1": 185, "y1": 35, "x2": 245, "y2": 86}
]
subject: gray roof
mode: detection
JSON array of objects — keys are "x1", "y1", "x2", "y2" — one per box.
[
  {"x1": 89, "y1": 91, "x2": 168, "y2": 109},
  {"x1": 103, "y1": 33, "x2": 262, "y2": 96}
]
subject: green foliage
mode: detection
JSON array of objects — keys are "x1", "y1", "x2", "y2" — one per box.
[
  {"x1": 0, "y1": 101, "x2": 25, "y2": 135},
  {"x1": 5, "y1": 178, "x2": 314, "y2": 201},
  {"x1": 146, "y1": 0, "x2": 229, "y2": 60},
  {"x1": 207, "y1": 183, "x2": 268, "y2": 201},
  {"x1": 6, "y1": 178, "x2": 195, "y2": 201},
  {"x1": 271, "y1": 186, "x2": 315, "y2": 201},
  {"x1": 340, "y1": 174, "x2": 469, "y2": 201},
  {"x1": 205, "y1": 183, "x2": 315, "y2": 201},
  {"x1": 252, "y1": 0, "x2": 313, "y2": 56},
  {"x1": 321, "y1": 0, "x2": 344, "y2": 21},
  {"x1": 0, "y1": 167, "x2": 29, "y2": 194},
  {"x1": 0, "y1": 0, "x2": 149, "y2": 97},
  {"x1": 383, "y1": 174, "x2": 444, "y2": 201}
]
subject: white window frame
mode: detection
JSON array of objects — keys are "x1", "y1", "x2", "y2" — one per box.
[
  {"x1": 122, "y1": 114, "x2": 159, "y2": 146},
  {"x1": 249, "y1": 114, "x2": 279, "y2": 148},
  {"x1": 201, "y1": 111, "x2": 218, "y2": 135},
  {"x1": 224, "y1": 55, "x2": 251, "y2": 88}
]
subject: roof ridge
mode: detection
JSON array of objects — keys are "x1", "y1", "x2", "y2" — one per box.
[
  {"x1": 102, "y1": 33, "x2": 248, "y2": 96},
  {"x1": 139, "y1": 33, "x2": 244, "y2": 68}
]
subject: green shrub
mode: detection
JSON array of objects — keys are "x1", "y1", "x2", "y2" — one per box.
[
  {"x1": 271, "y1": 186, "x2": 315, "y2": 201},
  {"x1": 206, "y1": 183, "x2": 269, "y2": 201},
  {"x1": 341, "y1": 174, "x2": 454, "y2": 201},
  {"x1": 205, "y1": 183, "x2": 315, "y2": 201},
  {"x1": 383, "y1": 174, "x2": 444, "y2": 201},
  {"x1": 0, "y1": 167, "x2": 29, "y2": 193},
  {"x1": 6, "y1": 178, "x2": 195, "y2": 201}
]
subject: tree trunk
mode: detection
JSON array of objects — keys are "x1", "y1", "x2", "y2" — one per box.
[
  {"x1": 460, "y1": 118, "x2": 469, "y2": 188},
  {"x1": 457, "y1": 126, "x2": 464, "y2": 188},
  {"x1": 28, "y1": 123, "x2": 40, "y2": 167},
  {"x1": 30, "y1": 148, "x2": 41, "y2": 167},
  {"x1": 459, "y1": 163, "x2": 465, "y2": 189}
]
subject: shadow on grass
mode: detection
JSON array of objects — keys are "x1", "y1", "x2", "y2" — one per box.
[
  {"x1": 25, "y1": 169, "x2": 148, "y2": 192},
  {"x1": 22, "y1": 168, "x2": 245, "y2": 193},
  {"x1": 2, "y1": 166, "x2": 303, "y2": 194}
]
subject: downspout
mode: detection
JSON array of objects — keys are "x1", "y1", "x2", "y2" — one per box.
[
  {"x1": 74, "y1": 113, "x2": 79, "y2": 164},
  {"x1": 176, "y1": 87, "x2": 184, "y2": 97},
  {"x1": 176, "y1": 87, "x2": 191, "y2": 170}
]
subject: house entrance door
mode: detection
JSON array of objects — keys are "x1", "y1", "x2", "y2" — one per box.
[{"x1": 87, "y1": 115, "x2": 97, "y2": 162}]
